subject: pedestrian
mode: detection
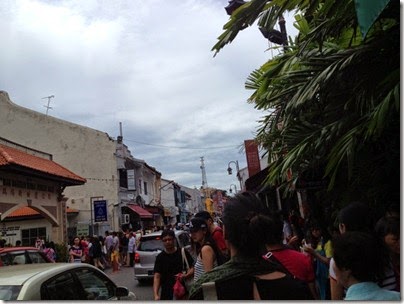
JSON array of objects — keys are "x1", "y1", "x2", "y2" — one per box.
[
  {"x1": 15, "y1": 240, "x2": 22, "y2": 247},
  {"x1": 153, "y1": 229, "x2": 194, "y2": 300},
  {"x1": 190, "y1": 217, "x2": 222, "y2": 282},
  {"x1": 329, "y1": 201, "x2": 375, "y2": 300},
  {"x1": 90, "y1": 236, "x2": 104, "y2": 270},
  {"x1": 332, "y1": 231, "x2": 400, "y2": 300},
  {"x1": 99, "y1": 235, "x2": 110, "y2": 268},
  {"x1": 111, "y1": 231, "x2": 120, "y2": 273},
  {"x1": 189, "y1": 192, "x2": 313, "y2": 300},
  {"x1": 120, "y1": 231, "x2": 128, "y2": 266},
  {"x1": 375, "y1": 215, "x2": 400, "y2": 292},
  {"x1": 69, "y1": 237, "x2": 83, "y2": 263},
  {"x1": 104, "y1": 231, "x2": 113, "y2": 262},
  {"x1": 127, "y1": 233, "x2": 136, "y2": 267},
  {"x1": 302, "y1": 222, "x2": 332, "y2": 300},
  {"x1": 35, "y1": 237, "x2": 44, "y2": 251},
  {"x1": 43, "y1": 242, "x2": 56, "y2": 262},
  {"x1": 264, "y1": 211, "x2": 318, "y2": 299},
  {"x1": 80, "y1": 236, "x2": 90, "y2": 263},
  {"x1": 194, "y1": 211, "x2": 229, "y2": 259}
]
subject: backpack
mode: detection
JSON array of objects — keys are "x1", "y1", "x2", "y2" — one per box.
[{"x1": 262, "y1": 251, "x2": 312, "y2": 299}]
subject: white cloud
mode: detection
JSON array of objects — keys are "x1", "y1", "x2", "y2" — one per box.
[{"x1": 0, "y1": 0, "x2": 298, "y2": 190}]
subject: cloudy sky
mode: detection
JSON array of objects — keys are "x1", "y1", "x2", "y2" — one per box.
[{"x1": 0, "y1": 0, "x2": 298, "y2": 191}]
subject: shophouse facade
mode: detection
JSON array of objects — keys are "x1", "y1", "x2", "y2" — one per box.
[
  {"x1": 0, "y1": 139, "x2": 85, "y2": 245},
  {"x1": 0, "y1": 91, "x2": 147, "y2": 237}
]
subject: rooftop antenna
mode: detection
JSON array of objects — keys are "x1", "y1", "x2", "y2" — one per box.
[{"x1": 42, "y1": 95, "x2": 54, "y2": 115}]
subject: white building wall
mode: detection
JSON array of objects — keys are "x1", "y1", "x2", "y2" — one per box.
[
  {"x1": 0, "y1": 91, "x2": 119, "y2": 230},
  {"x1": 160, "y1": 178, "x2": 178, "y2": 225},
  {"x1": 179, "y1": 185, "x2": 202, "y2": 215},
  {"x1": 1, "y1": 219, "x2": 53, "y2": 248}
]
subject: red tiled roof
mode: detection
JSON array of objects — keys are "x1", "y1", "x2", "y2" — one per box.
[
  {"x1": 7, "y1": 206, "x2": 79, "y2": 218},
  {"x1": 0, "y1": 144, "x2": 86, "y2": 184}
]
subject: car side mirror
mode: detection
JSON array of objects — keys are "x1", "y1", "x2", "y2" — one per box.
[{"x1": 115, "y1": 286, "x2": 129, "y2": 300}]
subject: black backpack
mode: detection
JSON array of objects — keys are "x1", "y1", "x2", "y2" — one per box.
[{"x1": 262, "y1": 251, "x2": 313, "y2": 299}]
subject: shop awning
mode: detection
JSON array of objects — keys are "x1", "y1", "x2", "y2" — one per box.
[{"x1": 127, "y1": 204, "x2": 153, "y2": 219}]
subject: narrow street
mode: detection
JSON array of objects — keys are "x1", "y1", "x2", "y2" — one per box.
[{"x1": 104, "y1": 265, "x2": 154, "y2": 301}]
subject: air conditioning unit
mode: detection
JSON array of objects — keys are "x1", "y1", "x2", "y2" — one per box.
[{"x1": 121, "y1": 214, "x2": 130, "y2": 224}]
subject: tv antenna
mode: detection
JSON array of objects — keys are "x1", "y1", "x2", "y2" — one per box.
[{"x1": 42, "y1": 95, "x2": 54, "y2": 115}]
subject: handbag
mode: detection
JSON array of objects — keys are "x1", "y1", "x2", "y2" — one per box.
[
  {"x1": 173, "y1": 275, "x2": 187, "y2": 300},
  {"x1": 181, "y1": 248, "x2": 193, "y2": 292}
]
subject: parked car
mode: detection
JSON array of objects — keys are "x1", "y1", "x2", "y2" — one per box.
[
  {"x1": 134, "y1": 230, "x2": 192, "y2": 284},
  {"x1": 0, "y1": 263, "x2": 136, "y2": 300},
  {"x1": 0, "y1": 247, "x2": 52, "y2": 266}
]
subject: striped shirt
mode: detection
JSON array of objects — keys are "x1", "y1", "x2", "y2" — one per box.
[{"x1": 194, "y1": 255, "x2": 218, "y2": 282}]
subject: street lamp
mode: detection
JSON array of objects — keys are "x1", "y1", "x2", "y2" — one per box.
[
  {"x1": 259, "y1": 14, "x2": 288, "y2": 52},
  {"x1": 227, "y1": 160, "x2": 242, "y2": 190},
  {"x1": 229, "y1": 184, "x2": 238, "y2": 194},
  {"x1": 225, "y1": 0, "x2": 246, "y2": 15}
]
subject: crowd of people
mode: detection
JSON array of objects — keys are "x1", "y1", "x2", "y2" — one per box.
[
  {"x1": 152, "y1": 192, "x2": 400, "y2": 301},
  {"x1": 66, "y1": 229, "x2": 140, "y2": 272}
]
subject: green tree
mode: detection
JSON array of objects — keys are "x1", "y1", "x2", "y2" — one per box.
[{"x1": 213, "y1": 0, "x2": 399, "y2": 212}]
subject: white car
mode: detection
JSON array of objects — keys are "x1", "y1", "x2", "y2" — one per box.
[
  {"x1": 0, "y1": 263, "x2": 136, "y2": 300},
  {"x1": 134, "y1": 230, "x2": 192, "y2": 284}
]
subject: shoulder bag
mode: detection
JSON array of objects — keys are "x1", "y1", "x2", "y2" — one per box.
[{"x1": 181, "y1": 247, "x2": 193, "y2": 292}]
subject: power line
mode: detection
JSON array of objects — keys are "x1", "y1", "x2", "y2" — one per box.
[{"x1": 124, "y1": 139, "x2": 239, "y2": 150}]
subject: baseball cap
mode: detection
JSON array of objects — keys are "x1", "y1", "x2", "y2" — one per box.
[{"x1": 189, "y1": 217, "x2": 207, "y2": 232}]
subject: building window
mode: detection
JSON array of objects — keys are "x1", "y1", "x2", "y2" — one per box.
[
  {"x1": 138, "y1": 179, "x2": 142, "y2": 194},
  {"x1": 144, "y1": 182, "x2": 148, "y2": 195},
  {"x1": 21, "y1": 227, "x2": 46, "y2": 247},
  {"x1": 119, "y1": 169, "x2": 128, "y2": 188}
]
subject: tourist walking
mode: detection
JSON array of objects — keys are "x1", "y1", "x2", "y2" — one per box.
[
  {"x1": 69, "y1": 237, "x2": 83, "y2": 263},
  {"x1": 153, "y1": 229, "x2": 194, "y2": 300},
  {"x1": 189, "y1": 217, "x2": 221, "y2": 282}
]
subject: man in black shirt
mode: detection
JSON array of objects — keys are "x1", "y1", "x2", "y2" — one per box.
[{"x1": 153, "y1": 230, "x2": 194, "y2": 300}]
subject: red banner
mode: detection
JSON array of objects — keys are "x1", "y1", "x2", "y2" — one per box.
[{"x1": 244, "y1": 140, "x2": 261, "y2": 177}]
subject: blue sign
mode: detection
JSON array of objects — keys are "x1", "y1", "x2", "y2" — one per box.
[{"x1": 93, "y1": 200, "x2": 107, "y2": 222}]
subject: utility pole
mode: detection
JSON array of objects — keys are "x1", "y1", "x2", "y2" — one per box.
[
  {"x1": 200, "y1": 157, "x2": 213, "y2": 214},
  {"x1": 200, "y1": 156, "x2": 208, "y2": 191},
  {"x1": 42, "y1": 95, "x2": 55, "y2": 115}
]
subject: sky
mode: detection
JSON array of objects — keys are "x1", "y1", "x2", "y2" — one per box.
[{"x1": 0, "y1": 0, "x2": 298, "y2": 192}]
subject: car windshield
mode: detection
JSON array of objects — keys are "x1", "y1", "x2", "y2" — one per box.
[
  {"x1": 0, "y1": 286, "x2": 21, "y2": 300},
  {"x1": 137, "y1": 238, "x2": 165, "y2": 251}
]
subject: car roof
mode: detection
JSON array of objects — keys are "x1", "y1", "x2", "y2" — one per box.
[
  {"x1": 141, "y1": 230, "x2": 185, "y2": 238},
  {"x1": 0, "y1": 247, "x2": 39, "y2": 253},
  {"x1": 0, "y1": 263, "x2": 99, "y2": 286}
]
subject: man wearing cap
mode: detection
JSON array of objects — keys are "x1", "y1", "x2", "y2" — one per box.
[{"x1": 194, "y1": 211, "x2": 228, "y2": 258}]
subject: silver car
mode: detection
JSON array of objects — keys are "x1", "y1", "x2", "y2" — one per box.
[
  {"x1": 134, "y1": 230, "x2": 192, "y2": 284},
  {"x1": 0, "y1": 263, "x2": 136, "y2": 300}
]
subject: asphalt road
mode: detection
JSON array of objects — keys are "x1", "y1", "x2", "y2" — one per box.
[{"x1": 104, "y1": 265, "x2": 154, "y2": 301}]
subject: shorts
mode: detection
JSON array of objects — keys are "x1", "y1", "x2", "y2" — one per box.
[{"x1": 111, "y1": 250, "x2": 120, "y2": 262}]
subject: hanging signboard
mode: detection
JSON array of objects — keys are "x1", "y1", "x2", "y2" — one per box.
[
  {"x1": 244, "y1": 139, "x2": 261, "y2": 177},
  {"x1": 93, "y1": 200, "x2": 108, "y2": 222}
]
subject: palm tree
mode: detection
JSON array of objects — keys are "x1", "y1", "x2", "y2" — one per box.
[{"x1": 213, "y1": 0, "x2": 399, "y2": 211}]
